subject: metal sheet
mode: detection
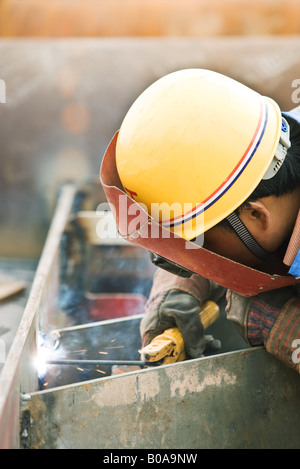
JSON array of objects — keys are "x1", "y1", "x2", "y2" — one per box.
[{"x1": 20, "y1": 347, "x2": 300, "y2": 449}]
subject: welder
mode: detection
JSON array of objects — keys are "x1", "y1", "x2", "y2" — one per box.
[{"x1": 100, "y1": 69, "x2": 300, "y2": 372}]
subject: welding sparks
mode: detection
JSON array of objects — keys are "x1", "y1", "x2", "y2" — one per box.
[
  {"x1": 104, "y1": 345, "x2": 125, "y2": 350},
  {"x1": 102, "y1": 337, "x2": 125, "y2": 350},
  {"x1": 35, "y1": 332, "x2": 144, "y2": 382}
]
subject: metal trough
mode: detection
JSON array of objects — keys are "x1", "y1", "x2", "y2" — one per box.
[{"x1": 1, "y1": 182, "x2": 300, "y2": 449}]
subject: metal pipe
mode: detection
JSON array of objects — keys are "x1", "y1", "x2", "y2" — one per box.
[{"x1": 47, "y1": 359, "x2": 146, "y2": 367}]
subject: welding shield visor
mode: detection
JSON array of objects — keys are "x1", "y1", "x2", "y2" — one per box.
[{"x1": 100, "y1": 131, "x2": 300, "y2": 297}]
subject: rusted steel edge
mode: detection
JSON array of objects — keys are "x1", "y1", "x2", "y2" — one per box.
[{"x1": 0, "y1": 183, "x2": 77, "y2": 449}]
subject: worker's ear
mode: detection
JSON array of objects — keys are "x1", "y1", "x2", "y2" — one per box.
[{"x1": 238, "y1": 201, "x2": 270, "y2": 231}]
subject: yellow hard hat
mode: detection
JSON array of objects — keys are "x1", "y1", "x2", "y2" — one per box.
[{"x1": 115, "y1": 69, "x2": 283, "y2": 240}]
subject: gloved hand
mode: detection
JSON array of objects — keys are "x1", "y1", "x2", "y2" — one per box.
[
  {"x1": 140, "y1": 288, "x2": 221, "y2": 358},
  {"x1": 225, "y1": 287, "x2": 296, "y2": 346}
]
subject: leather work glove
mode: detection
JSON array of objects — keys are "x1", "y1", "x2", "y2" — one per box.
[
  {"x1": 226, "y1": 287, "x2": 297, "y2": 346},
  {"x1": 140, "y1": 288, "x2": 221, "y2": 359}
]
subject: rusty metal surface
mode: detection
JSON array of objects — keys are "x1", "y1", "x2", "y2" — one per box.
[
  {"x1": 1, "y1": 37, "x2": 300, "y2": 257},
  {"x1": 20, "y1": 347, "x2": 300, "y2": 449}
]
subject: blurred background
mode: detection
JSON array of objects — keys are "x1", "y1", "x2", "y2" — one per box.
[{"x1": 0, "y1": 0, "x2": 300, "y2": 259}]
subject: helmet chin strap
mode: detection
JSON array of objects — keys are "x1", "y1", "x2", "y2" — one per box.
[{"x1": 226, "y1": 211, "x2": 270, "y2": 260}]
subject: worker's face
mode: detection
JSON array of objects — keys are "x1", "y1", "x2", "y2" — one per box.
[
  {"x1": 203, "y1": 192, "x2": 300, "y2": 267},
  {"x1": 203, "y1": 192, "x2": 299, "y2": 268},
  {"x1": 203, "y1": 225, "x2": 262, "y2": 268}
]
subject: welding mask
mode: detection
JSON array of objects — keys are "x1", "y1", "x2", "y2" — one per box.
[
  {"x1": 100, "y1": 130, "x2": 300, "y2": 297},
  {"x1": 100, "y1": 69, "x2": 300, "y2": 296}
]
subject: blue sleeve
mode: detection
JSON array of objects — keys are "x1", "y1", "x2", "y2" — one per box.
[
  {"x1": 282, "y1": 111, "x2": 300, "y2": 149},
  {"x1": 289, "y1": 249, "x2": 300, "y2": 279}
]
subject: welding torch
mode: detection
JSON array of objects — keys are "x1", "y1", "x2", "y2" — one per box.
[
  {"x1": 46, "y1": 301, "x2": 219, "y2": 369},
  {"x1": 139, "y1": 300, "x2": 220, "y2": 365}
]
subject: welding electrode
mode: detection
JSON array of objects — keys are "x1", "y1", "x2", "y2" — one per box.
[
  {"x1": 140, "y1": 300, "x2": 220, "y2": 365},
  {"x1": 47, "y1": 359, "x2": 147, "y2": 367}
]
